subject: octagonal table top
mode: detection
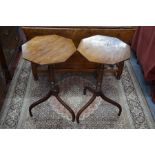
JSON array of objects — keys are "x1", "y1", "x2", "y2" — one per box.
[
  {"x1": 77, "y1": 35, "x2": 131, "y2": 64},
  {"x1": 22, "y1": 35, "x2": 76, "y2": 65}
]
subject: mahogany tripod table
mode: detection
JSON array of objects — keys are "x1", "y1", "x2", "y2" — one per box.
[
  {"x1": 22, "y1": 35, "x2": 77, "y2": 122},
  {"x1": 76, "y1": 35, "x2": 130, "y2": 123}
]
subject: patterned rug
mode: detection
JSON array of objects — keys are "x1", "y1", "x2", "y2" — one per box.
[{"x1": 0, "y1": 58, "x2": 154, "y2": 129}]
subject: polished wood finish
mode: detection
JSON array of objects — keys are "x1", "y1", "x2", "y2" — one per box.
[
  {"x1": 29, "y1": 65, "x2": 76, "y2": 122},
  {"x1": 76, "y1": 65, "x2": 122, "y2": 123},
  {"x1": 22, "y1": 35, "x2": 76, "y2": 65},
  {"x1": 24, "y1": 36, "x2": 77, "y2": 121},
  {"x1": 77, "y1": 35, "x2": 130, "y2": 64},
  {"x1": 29, "y1": 85, "x2": 76, "y2": 122}
]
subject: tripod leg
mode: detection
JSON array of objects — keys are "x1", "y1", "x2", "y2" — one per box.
[
  {"x1": 76, "y1": 94, "x2": 96, "y2": 123},
  {"x1": 116, "y1": 61, "x2": 124, "y2": 80},
  {"x1": 56, "y1": 95, "x2": 75, "y2": 122},
  {"x1": 100, "y1": 93, "x2": 122, "y2": 116},
  {"x1": 31, "y1": 62, "x2": 38, "y2": 81},
  {"x1": 29, "y1": 91, "x2": 52, "y2": 117},
  {"x1": 83, "y1": 86, "x2": 95, "y2": 95}
]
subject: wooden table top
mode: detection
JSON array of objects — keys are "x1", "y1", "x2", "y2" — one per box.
[
  {"x1": 22, "y1": 35, "x2": 76, "y2": 65},
  {"x1": 77, "y1": 35, "x2": 131, "y2": 64}
]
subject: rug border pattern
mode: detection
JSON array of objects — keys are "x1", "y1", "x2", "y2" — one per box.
[{"x1": 0, "y1": 59, "x2": 154, "y2": 128}]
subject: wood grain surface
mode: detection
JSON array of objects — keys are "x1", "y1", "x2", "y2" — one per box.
[
  {"x1": 77, "y1": 35, "x2": 131, "y2": 64},
  {"x1": 22, "y1": 35, "x2": 76, "y2": 65}
]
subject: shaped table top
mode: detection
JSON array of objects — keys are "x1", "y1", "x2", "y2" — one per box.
[
  {"x1": 77, "y1": 35, "x2": 131, "y2": 64},
  {"x1": 22, "y1": 35, "x2": 76, "y2": 65}
]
